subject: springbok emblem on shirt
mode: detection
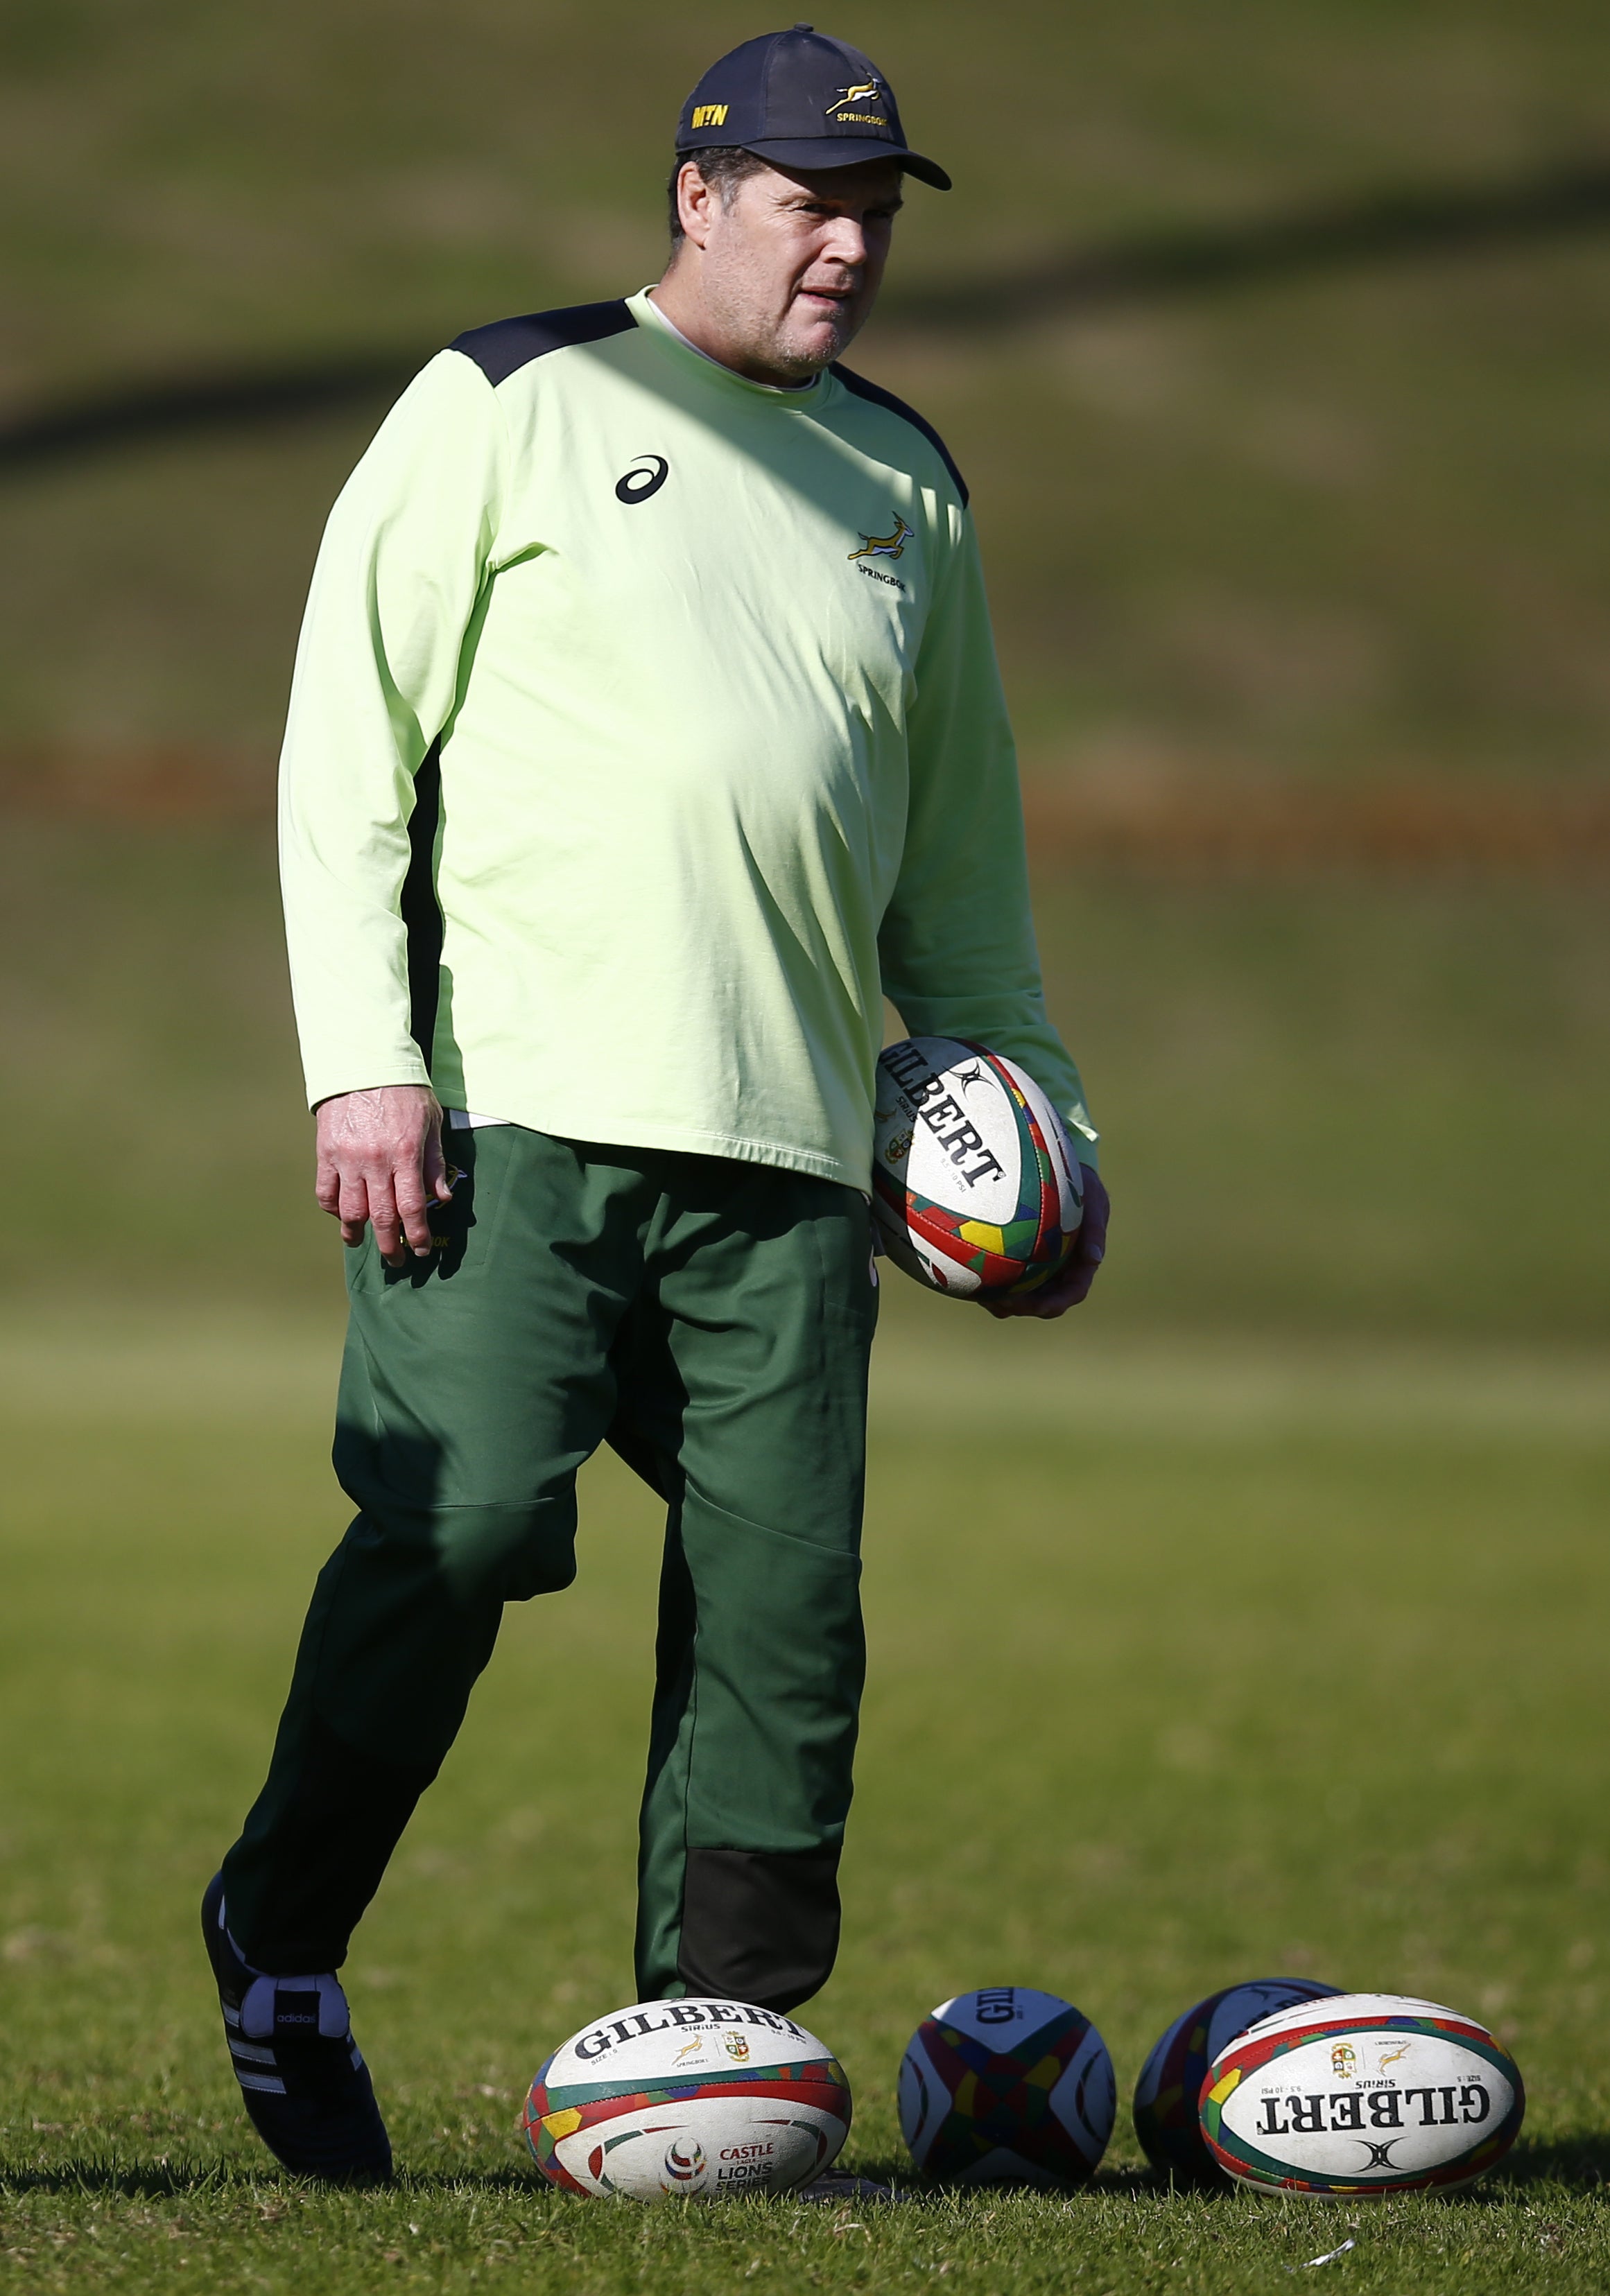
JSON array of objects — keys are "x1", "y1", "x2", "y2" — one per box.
[{"x1": 849, "y1": 514, "x2": 914, "y2": 564}]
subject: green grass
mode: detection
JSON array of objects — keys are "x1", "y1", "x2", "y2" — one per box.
[
  {"x1": 8, "y1": 819, "x2": 1608, "y2": 1344},
  {"x1": 10, "y1": 0, "x2": 1609, "y2": 396},
  {"x1": 7, "y1": 243, "x2": 1610, "y2": 785},
  {"x1": 1, "y1": 1311, "x2": 1607, "y2": 2289},
  {"x1": 3, "y1": 3, "x2": 1610, "y2": 783},
  {"x1": 5, "y1": 12, "x2": 1610, "y2": 2282}
]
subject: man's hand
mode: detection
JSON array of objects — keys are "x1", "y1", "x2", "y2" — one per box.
[
  {"x1": 980, "y1": 1165, "x2": 1108, "y2": 1321},
  {"x1": 314, "y1": 1084, "x2": 453, "y2": 1267}
]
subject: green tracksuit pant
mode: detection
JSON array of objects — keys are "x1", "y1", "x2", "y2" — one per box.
[{"x1": 220, "y1": 1127, "x2": 879, "y2": 2012}]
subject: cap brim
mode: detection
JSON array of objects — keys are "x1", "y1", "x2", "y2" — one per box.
[{"x1": 706, "y1": 134, "x2": 951, "y2": 192}]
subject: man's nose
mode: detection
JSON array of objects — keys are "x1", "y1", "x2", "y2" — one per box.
[{"x1": 818, "y1": 217, "x2": 869, "y2": 269}]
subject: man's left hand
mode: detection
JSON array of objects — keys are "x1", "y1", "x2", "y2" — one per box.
[{"x1": 980, "y1": 1165, "x2": 1108, "y2": 1321}]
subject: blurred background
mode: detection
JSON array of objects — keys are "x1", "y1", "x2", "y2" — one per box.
[
  {"x1": 4, "y1": 0, "x2": 1609, "y2": 1340},
  {"x1": 3, "y1": 0, "x2": 1610, "y2": 2225}
]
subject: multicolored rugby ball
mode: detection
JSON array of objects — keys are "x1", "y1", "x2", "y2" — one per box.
[
  {"x1": 872, "y1": 1036, "x2": 1084, "y2": 1298},
  {"x1": 1133, "y1": 1979, "x2": 1342, "y2": 2182},
  {"x1": 523, "y1": 1998, "x2": 850, "y2": 2200},
  {"x1": 1200, "y1": 1992, "x2": 1524, "y2": 2198},
  {"x1": 899, "y1": 1986, "x2": 1116, "y2": 2185}
]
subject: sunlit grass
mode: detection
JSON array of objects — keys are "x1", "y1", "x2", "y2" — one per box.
[{"x1": 1, "y1": 1317, "x2": 1606, "y2": 2288}]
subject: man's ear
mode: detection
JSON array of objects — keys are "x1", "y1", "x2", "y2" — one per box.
[{"x1": 676, "y1": 162, "x2": 718, "y2": 252}]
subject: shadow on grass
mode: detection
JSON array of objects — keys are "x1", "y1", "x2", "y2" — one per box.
[
  {"x1": 1485, "y1": 2134, "x2": 1610, "y2": 2191},
  {"x1": 10, "y1": 2137, "x2": 1604, "y2": 2204},
  {"x1": 0, "y1": 2155, "x2": 1086, "y2": 2207},
  {"x1": 3, "y1": 2162, "x2": 241, "y2": 2200},
  {"x1": 6, "y1": 155, "x2": 1610, "y2": 475},
  {"x1": 0, "y1": 2159, "x2": 539, "y2": 2200}
]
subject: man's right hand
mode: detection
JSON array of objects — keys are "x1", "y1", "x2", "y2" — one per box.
[{"x1": 314, "y1": 1084, "x2": 453, "y2": 1266}]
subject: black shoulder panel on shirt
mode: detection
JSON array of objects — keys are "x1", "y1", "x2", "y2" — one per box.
[
  {"x1": 831, "y1": 363, "x2": 969, "y2": 507},
  {"x1": 449, "y1": 299, "x2": 636, "y2": 387}
]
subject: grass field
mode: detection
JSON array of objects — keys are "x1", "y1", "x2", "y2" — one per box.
[
  {"x1": 9, "y1": 818, "x2": 1609, "y2": 1346},
  {"x1": 3, "y1": 816, "x2": 1607, "y2": 2290},
  {"x1": 6, "y1": 6, "x2": 1610, "y2": 2285},
  {"x1": 4, "y1": 4, "x2": 1610, "y2": 788},
  {"x1": 1, "y1": 1307, "x2": 1607, "y2": 2290}
]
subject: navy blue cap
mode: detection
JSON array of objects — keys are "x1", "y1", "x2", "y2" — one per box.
[{"x1": 676, "y1": 24, "x2": 951, "y2": 191}]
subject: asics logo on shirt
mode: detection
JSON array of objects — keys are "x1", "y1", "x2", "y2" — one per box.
[
  {"x1": 616, "y1": 455, "x2": 670, "y2": 504},
  {"x1": 848, "y1": 515, "x2": 912, "y2": 564}
]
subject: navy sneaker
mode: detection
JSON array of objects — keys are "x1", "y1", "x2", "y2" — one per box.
[{"x1": 201, "y1": 1872, "x2": 392, "y2": 2183}]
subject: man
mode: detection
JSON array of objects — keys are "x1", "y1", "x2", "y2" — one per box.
[{"x1": 204, "y1": 23, "x2": 1107, "y2": 2182}]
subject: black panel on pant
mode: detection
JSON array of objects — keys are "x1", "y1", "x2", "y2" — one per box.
[{"x1": 676, "y1": 1846, "x2": 842, "y2": 2013}]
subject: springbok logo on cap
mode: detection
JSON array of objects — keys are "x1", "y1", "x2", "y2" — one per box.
[{"x1": 826, "y1": 79, "x2": 888, "y2": 125}]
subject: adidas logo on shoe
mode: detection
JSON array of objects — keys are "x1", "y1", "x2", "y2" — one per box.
[{"x1": 202, "y1": 1873, "x2": 392, "y2": 2183}]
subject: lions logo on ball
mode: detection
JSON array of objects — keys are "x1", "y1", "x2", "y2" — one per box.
[
  {"x1": 661, "y1": 2137, "x2": 707, "y2": 2191},
  {"x1": 899, "y1": 1987, "x2": 1115, "y2": 2185}
]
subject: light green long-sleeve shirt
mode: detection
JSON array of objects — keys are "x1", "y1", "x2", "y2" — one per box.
[{"x1": 278, "y1": 287, "x2": 1095, "y2": 1190}]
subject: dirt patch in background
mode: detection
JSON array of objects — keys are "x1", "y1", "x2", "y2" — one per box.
[
  {"x1": 3, "y1": 746, "x2": 1609, "y2": 876},
  {"x1": 0, "y1": 746, "x2": 274, "y2": 821},
  {"x1": 1020, "y1": 773, "x2": 1610, "y2": 876}
]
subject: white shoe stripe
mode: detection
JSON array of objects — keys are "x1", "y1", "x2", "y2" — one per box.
[
  {"x1": 229, "y1": 2040, "x2": 279, "y2": 2065},
  {"x1": 233, "y1": 2070, "x2": 288, "y2": 2095}
]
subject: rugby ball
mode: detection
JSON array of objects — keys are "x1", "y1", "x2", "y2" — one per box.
[
  {"x1": 899, "y1": 1985, "x2": 1116, "y2": 2185},
  {"x1": 523, "y1": 1997, "x2": 850, "y2": 2200},
  {"x1": 1200, "y1": 1992, "x2": 1524, "y2": 2197},
  {"x1": 872, "y1": 1037, "x2": 1083, "y2": 1297},
  {"x1": 1134, "y1": 1979, "x2": 1342, "y2": 2182}
]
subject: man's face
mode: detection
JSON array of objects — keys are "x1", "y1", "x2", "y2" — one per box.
[{"x1": 676, "y1": 157, "x2": 904, "y2": 380}]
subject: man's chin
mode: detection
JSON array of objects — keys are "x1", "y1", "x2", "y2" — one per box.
[{"x1": 774, "y1": 311, "x2": 859, "y2": 374}]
